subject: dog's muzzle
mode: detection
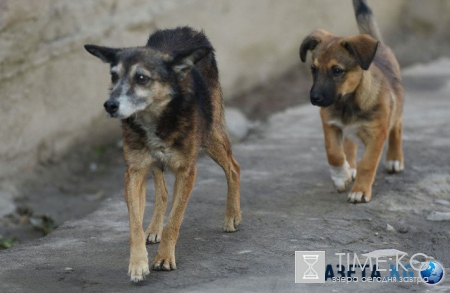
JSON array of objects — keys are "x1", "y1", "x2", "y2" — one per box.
[
  {"x1": 310, "y1": 93, "x2": 335, "y2": 107},
  {"x1": 104, "y1": 100, "x2": 119, "y2": 116},
  {"x1": 310, "y1": 93, "x2": 324, "y2": 106}
]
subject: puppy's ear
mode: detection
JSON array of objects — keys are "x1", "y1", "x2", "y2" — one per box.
[
  {"x1": 167, "y1": 46, "x2": 212, "y2": 80},
  {"x1": 299, "y1": 29, "x2": 329, "y2": 62},
  {"x1": 341, "y1": 35, "x2": 379, "y2": 70},
  {"x1": 84, "y1": 45, "x2": 120, "y2": 63}
]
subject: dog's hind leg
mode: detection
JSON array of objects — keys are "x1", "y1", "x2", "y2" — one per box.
[
  {"x1": 152, "y1": 165, "x2": 197, "y2": 271},
  {"x1": 145, "y1": 167, "x2": 168, "y2": 244},
  {"x1": 385, "y1": 120, "x2": 404, "y2": 173},
  {"x1": 205, "y1": 127, "x2": 241, "y2": 232}
]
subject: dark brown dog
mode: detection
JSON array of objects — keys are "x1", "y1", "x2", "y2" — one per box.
[
  {"x1": 84, "y1": 26, "x2": 241, "y2": 282},
  {"x1": 300, "y1": 0, "x2": 404, "y2": 203}
]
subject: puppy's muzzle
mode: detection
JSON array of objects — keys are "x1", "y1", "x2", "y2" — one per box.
[
  {"x1": 310, "y1": 92, "x2": 324, "y2": 106},
  {"x1": 104, "y1": 100, "x2": 119, "y2": 116},
  {"x1": 310, "y1": 89, "x2": 335, "y2": 107}
]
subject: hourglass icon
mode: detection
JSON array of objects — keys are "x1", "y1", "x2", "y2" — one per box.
[{"x1": 303, "y1": 255, "x2": 319, "y2": 279}]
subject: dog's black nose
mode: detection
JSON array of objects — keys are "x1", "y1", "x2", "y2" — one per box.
[
  {"x1": 104, "y1": 100, "x2": 119, "y2": 114},
  {"x1": 310, "y1": 93, "x2": 323, "y2": 105}
]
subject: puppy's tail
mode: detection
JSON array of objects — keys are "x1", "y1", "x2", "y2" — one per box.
[{"x1": 353, "y1": 0, "x2": 383, "y2": 43}]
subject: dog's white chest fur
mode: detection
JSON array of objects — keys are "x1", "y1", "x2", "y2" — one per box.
[{"x1": 328, "y1": 120, "x2": 362, "y2": 144}]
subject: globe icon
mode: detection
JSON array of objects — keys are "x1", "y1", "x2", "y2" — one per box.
[{"x1": 420, "y1": 261, "x2": 445, "y2": 285}]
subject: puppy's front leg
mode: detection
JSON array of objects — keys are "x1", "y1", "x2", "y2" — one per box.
[
  {"x1": 348, "y1": 131, "x2": 387, "y2": 203},
  {"x1": 152, "y1": 165, "x2": 197, "y2": 271},
  {"x1": 321, "y1": 111, "x2": 354, "y2": 192},
  {"x1": 125, "y1": 167, "x2": 150, "y2": 282}
]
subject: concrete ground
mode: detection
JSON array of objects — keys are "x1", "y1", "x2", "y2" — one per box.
[{"x1": 1, "y1": 61, "x2": 450, "y2": 292}]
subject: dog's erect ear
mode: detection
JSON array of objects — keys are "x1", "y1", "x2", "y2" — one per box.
[
  {"x1": 167, "y1": 46, "x2": 212, "y2": 80},
  {"x1": 341, "y1": 35, "x2": 379, "y2": 70},
  {"x1": 84, "y1": 45, "x2": 120, "y2": 63},
  {"x1": 299, "y1": 29, "x2": 329, "y2": 62}
]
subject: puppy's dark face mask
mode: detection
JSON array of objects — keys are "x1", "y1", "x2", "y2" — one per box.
[{"x1": 300, "y1": 30, "x2": 379, "y2": 108}]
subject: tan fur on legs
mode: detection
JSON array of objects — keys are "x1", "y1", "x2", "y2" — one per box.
[
  {"x1": 344, "y1": 138, "x2": 358, "y2": 170},
  {"x1": 348, "y1": 130, "x2": 387, "y2": 203},
  {"x1": 126, "y1": 166, "x2": 151, "y2": 282},
  {"x1": 321, "y1": 109, "x2": 354, "y2": 192},
  {"x1": 386, "y1": 120, "x2": 404, "y2": 173},
  {"x1": 145, "y1": 168, "x2": 168, "y2": 244},
  {"x1": 344, "y1": 138, "x2": 358, "y2": 182},
  {"x1": 206, "y1": 128, "x2": 241, "y2": 232},
  {"x1": 321, "y1": 111, "x2": 345, "y2": 168},
  {"x1": 152, "y1": 165, "x2": 197, "y2": 271}
]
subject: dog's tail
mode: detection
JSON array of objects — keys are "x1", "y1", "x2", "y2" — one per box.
[{"x1": 353, "y1": 0, "x2": 383, "y2": 43}]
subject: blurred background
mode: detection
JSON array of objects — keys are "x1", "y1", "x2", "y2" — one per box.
[{"x1": 1, "y1": 0, "x2": 450, "y2": 245}]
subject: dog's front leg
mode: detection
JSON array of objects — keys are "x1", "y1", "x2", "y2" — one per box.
[
  {"x1": 348, "y1": 131, "x2": 387, "y2": 203},
  {"x1": 152, "y1": 165, "x2": 197, "y2": 271},
  {"x1": 145, "y1": 167, "x2": 168, "y2": 244},
  {"x1": 321, "y1": 111, "x2": 355, "y2": 192},
  {"x1": 125, "y1": 167, "x2": 150, "y2": 282}
]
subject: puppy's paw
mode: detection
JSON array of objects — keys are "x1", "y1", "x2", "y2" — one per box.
[
  {"x1": 385, "y1": 160, "x2": 404, "y2": 173},
  {"x1": 152, "y1": 251, "x2": 177, "y2": 271},
  {"x1": 330, "y1": 162, "x2": 356, "y2": 192},
  {"x1": 128, "y1": 257, "x2": 150, "y2": 283},
  {"x1": 223, "y1": 212, "x2": 241, "y2": 232},
  {"x1": 347, "y1": 189, "x2": 372, "y2": 204},
  {"x1": 145, "y1": 231, "x2": 162, "y2": 244}
]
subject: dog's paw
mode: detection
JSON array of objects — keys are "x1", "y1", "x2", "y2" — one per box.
[
  {"x1": 146, "y1": 231, "x2": 162, "y2": 244},
  {"x1": 330, "y1": 162, "x2": 356, "y2": 192},
  {"x1": 223, "y1": 213, "x2": 241, "y2": 232},
  {"x1": 347, "y1": 190, "x2": 372, "y2": 204},
  {"x1": 152, "y1": 252, "x2": 177, "y2": 271},
  {"x1": 128, "y1": 257, "x2": 150, "y2": 283},
  {"x1": 385, "y1": 160, "x2": 404, "y2": 173}
]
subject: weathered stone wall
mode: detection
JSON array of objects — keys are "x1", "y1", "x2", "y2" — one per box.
[
  {"x1": 0, "y1": 0, "x2": 407, "y2": 178},
  {"x1": 386, "y1": 0, "x2": 450, "y2": 65}
]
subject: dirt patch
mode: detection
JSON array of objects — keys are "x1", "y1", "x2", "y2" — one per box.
[{"x1": 0, "y1": 142, "x2": 126, "y2": 247}]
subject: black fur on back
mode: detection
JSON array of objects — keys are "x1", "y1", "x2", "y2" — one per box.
[
  {"x1": 147, "y1": 26, "x2": 212, "y2": 53},
  {"x1": 125, "y1": 26, "x2": 219, "y2": 149},
  {"x1": 146, "y1": 26, "x2": 219, "y2": 82}
]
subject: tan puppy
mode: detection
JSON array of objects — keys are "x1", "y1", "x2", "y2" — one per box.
[{"x1": 299, "y1": 0, "x2": 404, "y2": 203}]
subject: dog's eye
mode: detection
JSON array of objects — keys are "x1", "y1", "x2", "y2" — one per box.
[
  {"x1": 135, "y1": 74, "x2": 150, "y2": 85},
  {"x1": 332, "y1": 67, "x2": 344, "y2": 77},
  {"x1": 310, "y1": 65, "x2": 317, "y2": 75},
  {"x1": 111, "y1": 72, "x2": 119, "y2": 83}
]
